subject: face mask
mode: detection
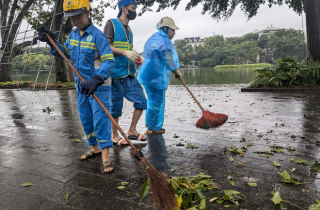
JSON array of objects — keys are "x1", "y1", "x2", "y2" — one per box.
[{"x1": 127, "y1": 9, "x2": 137, "y2": 20}]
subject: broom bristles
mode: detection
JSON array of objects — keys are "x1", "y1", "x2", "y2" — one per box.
[
  {"x1": 196, "y1": 110, "x2": 228, "y2": 129},
  {"x1": 140, "y1": 158, "x2": 177, "y2": 210}
]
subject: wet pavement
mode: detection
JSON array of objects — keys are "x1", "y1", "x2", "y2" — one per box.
[{"x1": 0, "y1": 84, "x2": 320, "y2": 209}]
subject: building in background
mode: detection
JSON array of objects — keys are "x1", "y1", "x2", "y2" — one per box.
[{"x1": 184, "y1": 37, "x2": 206, "y2": 48}]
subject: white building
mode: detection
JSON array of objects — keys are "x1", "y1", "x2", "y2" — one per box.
[
  {"x1": 250, "y1": 25, "x2": 283, "y2": 36},
  {"x1": 184, "y1": 37, "x2": 205, "y2": 48}
]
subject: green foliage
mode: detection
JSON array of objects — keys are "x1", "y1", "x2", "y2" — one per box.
[
  {"x1": 174, "y1": 28, "x2": 306, "y2": 67},
  {"x1": 136, "y1": 0, "x2": 303, "y2": 20},
  {"x1": 311, "y1": 160, "x2": 320, "y2": 171},
  {"x1": 249, "y1": 58, "x2": 320, "y2": 88},
  {"x1": 277, "y1": 170, "x2": 301, "y2": 185}
]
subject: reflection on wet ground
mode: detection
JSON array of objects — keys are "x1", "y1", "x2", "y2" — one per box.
[{"x1": 0, "y1": 84, "x2": 320, "y2": 209}]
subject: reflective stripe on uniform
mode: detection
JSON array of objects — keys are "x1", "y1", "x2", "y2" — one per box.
[
  {"x1": 101, "y1": 54, "x2": 114, "y2": 62},
  {"x1": 81, "y1": 41, "x2": 97, "y2": 50},
  {"x1": 70, "y1": 39, "x2": 79, "y2": 46},
  {"x1": 96, "y1": 139, "x2": 108, "y2": 143},
  {"x1": 86, "y1": 131, "x2": 95, "y2": 138},
  {"x1": 112, "y1": 41, "x2": 133, "y2": 50}
]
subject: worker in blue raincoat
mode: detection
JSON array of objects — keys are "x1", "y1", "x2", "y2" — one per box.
[
  {"x1": 103, "y1": 0, "x2": 147, "y2": 145},
  {"x1": 138, "y1": 17, "x2": 182, "y2": 134},
  {"x1": 38, "y1": 0, "x2": 115, "y2": 174}
]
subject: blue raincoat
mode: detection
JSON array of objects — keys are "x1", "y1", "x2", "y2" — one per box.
[
  {"x1": 137, "y1": 27, "x2": 180, "y2": 131},
  {"x1": 137, "y1": 29, "x2": 180, "y2": 90}
]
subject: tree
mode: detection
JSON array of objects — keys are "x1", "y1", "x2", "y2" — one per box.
[
  {"x1": 268, "y1": 29, "x2": 306, "y2": 61},
  {"x1": 257, "y1": 34, "x2": 269, "y2": 49},
  {"x1": 0, "y1": 0, "x2": 114, "y2": 82},
  {"x1": 174, "y1": 39, "x2": 194, "y2": 66},
  {"x1": 136, "y1": 0, "x2": 319, "y2": 62},
  {"x1": 0, "y1": 0, "x2": 37, "y2": 82}
]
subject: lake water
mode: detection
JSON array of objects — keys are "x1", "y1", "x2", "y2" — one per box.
[{"x1": 11, "y1": 67, "x2": 257, "y2": 85}]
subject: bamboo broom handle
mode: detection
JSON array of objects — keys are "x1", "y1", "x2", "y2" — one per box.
[
  {"x1": 46, "y1": 34, "x2": 136, "y2": 150},
  {"x1": 178, "y1": 77, "x2": 205, "y2": 112}
]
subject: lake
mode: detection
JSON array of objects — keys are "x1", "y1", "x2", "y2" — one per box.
[{"x1": 11, "y1": 67, "x2": 257, "y2": 85}]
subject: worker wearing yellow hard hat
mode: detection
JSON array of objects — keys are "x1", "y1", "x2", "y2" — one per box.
[
  {"x1": 38, "y1": 0, "x2": 115, "y2": 174},
  {"x1": 103, "y1": 0, "x2": 147, "y2": 145},
  {"x1": 137, "y1": 17, "x2": 181, "y2": 134}
]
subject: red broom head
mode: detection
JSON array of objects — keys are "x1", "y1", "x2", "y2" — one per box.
[
  {"x1": 196, "y1": 110, "x2": 228, "y2": 129},
  {"x1": 140, "y1": 158, "x2": 177, "y2": 210}
]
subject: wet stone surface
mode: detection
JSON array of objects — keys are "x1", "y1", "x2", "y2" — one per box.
[{"x1": 0, "y1": 84, "x2": 320, "y2": 209}]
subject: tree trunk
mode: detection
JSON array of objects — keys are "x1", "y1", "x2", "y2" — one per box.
[
  {"x1": 0, "y1": 47, "x2": 13, "y2": 82},
  {"x1": 52, "y1": 0, "x2": 68, "y2": 82},
  {"x1": 304, "y1": 0, "x2": 320, "y2": 62}
]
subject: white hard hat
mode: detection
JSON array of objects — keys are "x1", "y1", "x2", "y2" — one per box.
[{"x1": 158, "y1": 16, "x2": 179, "y2": 30}]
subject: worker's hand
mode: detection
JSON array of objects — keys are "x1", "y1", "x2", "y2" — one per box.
[
  {"x1": 123, "y1": 50, "x2": 140, "y2": 63},
  {"x1": 134, "y1": 57, "x2": 144, "y2": 68},
  {"x1": 172, "y1": 70, "x2": 182, "y2": 79},
  {"x1": 80, "y1": 74, "x2": 104, "y2": 97},
  {"x1": 38, "y1": 26, "x2": 56, "y2": 44}
]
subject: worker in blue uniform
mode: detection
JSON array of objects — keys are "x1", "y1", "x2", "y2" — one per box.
[
  {"x1": 38, "y1": 0, "x2": 115, "y2": 174},
  {"x1": 103, "y1": 0, "x2": 147, "y2": 145},
  {"x1": 138, "y1": 17, "x2": 182, "y2": 134}
]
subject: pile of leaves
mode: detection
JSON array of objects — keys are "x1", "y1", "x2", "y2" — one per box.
[
  {"x1": 140, "y1": 173, "x2": 247, "y2": 209},
  {"x1": 249, "y1": 59, "x2": 320, "y2": 88}
]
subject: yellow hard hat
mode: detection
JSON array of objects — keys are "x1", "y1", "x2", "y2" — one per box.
[
  {"x1": 63, "y1": 0, "x2": 91, "y2": 17},
  {"x1": 158, "y1": 17, "x2": 179, "y2": 30}
]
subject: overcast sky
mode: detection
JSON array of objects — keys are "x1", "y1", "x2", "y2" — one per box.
[{"x1": 96, "y1": 0, "x2": 305, "y2": 52}]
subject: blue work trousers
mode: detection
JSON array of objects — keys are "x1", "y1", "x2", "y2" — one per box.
[
  {"x1": 111, "y1": 76, "x2": 147, "y2": 118},
  {"x1": 144, "y1": 85, "x2": 166, "y2": 131},
  {"x1": 76, "y1": 85, "x2": 112, "y2": 149}
]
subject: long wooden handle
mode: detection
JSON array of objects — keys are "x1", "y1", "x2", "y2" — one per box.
[
  {"x1": 45, "y1": 34, "x2": 136, "y2": 150},
  {"x1": 178, "y1": 77, "x2": 205, "y2": 112}
]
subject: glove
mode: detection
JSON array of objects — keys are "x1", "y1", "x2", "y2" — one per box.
[
  {"x1": 80, "y1": 74, "x2": 104, "y2": 97},
  {"x1": 172, "y1": 70, "x2": 182, "y2": 79},
  {"x1": 38, "y1": 26, "x2": 56, "y2": 45},
  {"x1": 123, "y1": 50, "x2": 140, "y2": 63}
]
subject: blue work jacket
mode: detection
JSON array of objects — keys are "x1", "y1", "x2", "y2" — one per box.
[{"x1": 51, "y1": 23, "x2": 115, "y2": 87}]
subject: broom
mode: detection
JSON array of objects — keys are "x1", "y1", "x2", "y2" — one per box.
[
  {"x1": 46, "y1": 34, "x2": 176, "y2": 210},
  {"x1": 178, "y1": 77, "x2": 228, "y2": 129}
]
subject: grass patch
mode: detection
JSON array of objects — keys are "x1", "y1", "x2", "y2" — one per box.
[{"x1": 214, "y1": 63, "x2": 271, "y2": 69}]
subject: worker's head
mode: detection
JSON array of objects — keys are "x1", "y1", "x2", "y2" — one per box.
[
  {"x1": 117, "y1": 0, "x2": 137, "y2": 20},
  {"x1": 158, "y1": 17, "x2": 179, "y2": 40},
  {"x1": 63, "y1": 0, "x2": 91, "y2": 30}
]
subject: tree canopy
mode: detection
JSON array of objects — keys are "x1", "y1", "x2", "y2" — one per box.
[{"x1": 136, "y1": 0, "x2": 303, "y2": 19}]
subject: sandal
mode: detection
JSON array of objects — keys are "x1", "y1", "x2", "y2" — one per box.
[
  {"x1": 80, "y1": 150, "x2": 101, "y2": 160},
  {"x1": 128, "y1": 133, "x2": 147, "y2": 141},
  {"x1": 113, "y1": 137, "x2": 128, "y2": 146},
  {"x1": 102, "y1": 160, "x2": 115, "y2": 174}
]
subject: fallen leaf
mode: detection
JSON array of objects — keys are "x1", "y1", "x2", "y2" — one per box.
[
  {"x1": 248, "y1": 183, "x2": 257, "y2": 187},
  {"x1": 21, "y1": 182, "x2": 36, "y2": 187},
  {"x1": 259, "y1": 154, "x2": 270, "y2": 158},
  {"x1": 64, "y1": 191, "x2": 70, "y2": 200},
  {"x1": 237, "y1": 162, "x2": 245, "y2": 166},
  {"x1": 209, "y1": 197, "x2": 218, "y2": 202},
  {"x1": 270, "y1": 159, "x2": 281, "y2": 167},
  {"x1": 271, "y1": 191, "x2": 282, "y2": 205}
]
